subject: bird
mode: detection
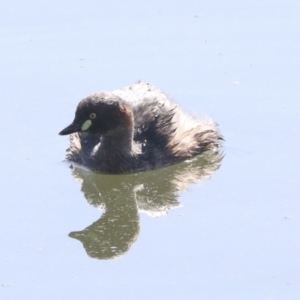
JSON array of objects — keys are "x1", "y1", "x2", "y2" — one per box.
[{"x1": 59, "y1": 82, "x2": 223, "y2": 174}]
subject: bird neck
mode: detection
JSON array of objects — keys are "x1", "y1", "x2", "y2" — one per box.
[
  {"x1": 99, "y1": 127, "x2": 134, "y2": 154},
  {"x1": 90, "y1": 127, "x2": 138, "y2": 173}
]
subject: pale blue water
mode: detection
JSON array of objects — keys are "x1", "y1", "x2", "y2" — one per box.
[{"x1": 1, "y1": 1, "x2": 300, "y2": 299}]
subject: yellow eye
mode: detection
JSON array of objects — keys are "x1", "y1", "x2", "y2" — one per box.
[{"x1": 89, "y1": 112, "x2": 96, "y2": 119}]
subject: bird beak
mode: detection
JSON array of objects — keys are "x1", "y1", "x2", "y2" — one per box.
[{"x1": 59, "y1": 122, "x2": 80, "y2": 135}]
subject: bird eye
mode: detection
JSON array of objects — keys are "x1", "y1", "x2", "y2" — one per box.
[{"x1": 89, "y1": 112, "x2": 96, "y2": 119}]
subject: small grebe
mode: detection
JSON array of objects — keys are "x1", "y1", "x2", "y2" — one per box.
[{"x1": 59, "y1": 82, "x2": 223, "y2": 173}]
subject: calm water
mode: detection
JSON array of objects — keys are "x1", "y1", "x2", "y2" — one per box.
[{"x1": 1, "y1": 0, "x2": 300, "y2": 299}]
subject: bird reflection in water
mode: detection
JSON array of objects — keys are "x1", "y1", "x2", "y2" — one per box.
[{"x1": 69, "y1": 150, "x2": 223, "y2": 260}]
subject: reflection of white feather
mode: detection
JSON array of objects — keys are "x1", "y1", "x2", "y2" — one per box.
[{"x1": 138, "y1": 205, "x2": 182, "y2": 218}]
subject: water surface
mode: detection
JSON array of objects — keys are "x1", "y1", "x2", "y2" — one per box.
[{"x1": 1, "y1": 1, "x2": 300, "y2": 299}]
